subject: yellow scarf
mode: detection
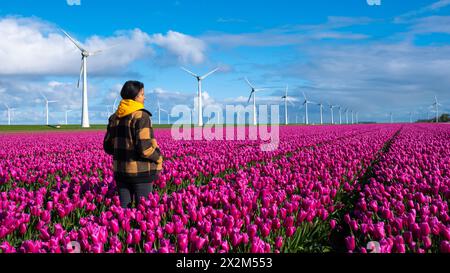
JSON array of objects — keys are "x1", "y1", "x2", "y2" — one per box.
[{"x1": 115, "y1": 99, "x2": 144, "y2": 118}]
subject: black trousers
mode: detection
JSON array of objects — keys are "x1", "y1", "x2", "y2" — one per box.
[{"x1": 116, "y1": 180, "x2": 153, "y2": 208}]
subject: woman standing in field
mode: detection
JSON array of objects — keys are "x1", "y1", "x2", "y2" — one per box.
[{"x1": 103, "y1": 80, "x2": 163, "y2": 208}]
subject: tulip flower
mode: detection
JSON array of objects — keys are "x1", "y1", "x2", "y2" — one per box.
[{"x1": 345, "y1": 236, "x2": 355, "y2": 252}]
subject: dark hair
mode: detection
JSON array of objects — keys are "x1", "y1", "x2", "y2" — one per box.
[{"x1": 120, "y1": 80, "x2": 144, "y2": 99}]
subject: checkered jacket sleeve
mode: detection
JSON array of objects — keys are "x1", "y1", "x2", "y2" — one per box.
[{"x1": 135, "y1": 112, "x2": 161, "y2": 163}]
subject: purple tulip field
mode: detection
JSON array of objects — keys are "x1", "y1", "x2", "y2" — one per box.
[{"x1": 0, "y1": 124, "x2": 449, "y2": 253}]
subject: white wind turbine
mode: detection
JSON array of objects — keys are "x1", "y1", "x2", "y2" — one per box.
[
  {"x1": 65, "y1": 110, "x2": 73, "y2": 125},
  {"x1": 40, "y1": 93, "x2": 57, "y2": 126},
  {"x1": 432, "y1": 95, "x2": 442, "y2": 123},
  {"x1": 106, "y1": 105, "x2": 114, "y2": 117},
  {"x1": 181, "y1": 67, "x2": 219, "y2": 127},
  {"x1": 317, "y1": 102, "x2": 324, "y2": 125},
  {"x1": 338, "y1": 106, "x2": 343, "y2": 125},
  {"x1": 113, "y1": 94, "x2": 120, "y2": 111},
  {"x1": 3, "y1": 103, "x2": 16, "y2": 125},
  {"x1": 344, "y1": 107, "x2": 349, "y2": 124},
  {"x1": 245, "y1": 77, "x2": 269, "y2": 126},
  {"x1": 62, "y1": 29, "x2": 106, "y2": 128},
  {"x1": 389, "y1": 112, "x2": 393, "y2": 124},
  {"x1": 351, "y1": 110, "x2": 354, "y2": 124},
  {"x1": 355, "y1": 111, "x2": 359, "y2": 124},
  {"x1": 157, "y1": 101, "x2": 169, "y2": 124},
  {"x1": 328, "y1": 103, "x2": 338, "y2": 124},
  {"x1": 281, "y1": 85, "x2": 295, "y2": 125},
  {"x1": 302, "y1": 92, "x2": 315, "y2": 125}
]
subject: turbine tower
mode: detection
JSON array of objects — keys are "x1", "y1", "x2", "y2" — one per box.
[
  {"x1": 281, "y1": 85, "x2": 294, "y2": 125},
  {"x1": 317, "y1": 102, "x2": 324, "y2": 125},
  {"x1": 432, "y1": 95, "x2": 442, "y2": 123},
  {"x1": 40, "y1": 93, "x2": 57, "y2": 126},
  {"x1": 328, "y1": 103, "x2": 338, "y2": 124},
  {"x1": 344, "y1": 107, "x2": 349, "y2": 124},
  {"x1": 302, "y1": 92, "x2": 315, "y2": 125},
  {"x1": 3, "y1": 104, "x2": 16, "y2": 125},
  {"x1": 245, "y1": 77, "x2": 268, "y2": 126},
  {"x1": 62, "y1": 29, "x2": 105, "y2": 128},
  {"x1": 157, "y1": 101, "x2": 168, "y2": 125},
  {"x1": 65, "y1": 110, "x2": 72, "y2": 125},
  {"x1": 338, "y1": 106, "x2": 343, "y2": 125},
  {"x1": 181, "y1": 67, "x2": 219, "y2": 127}
]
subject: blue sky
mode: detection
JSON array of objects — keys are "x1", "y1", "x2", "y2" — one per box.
[{"x1": 0, "y1": 0, "x2": 449, "y2": 124}]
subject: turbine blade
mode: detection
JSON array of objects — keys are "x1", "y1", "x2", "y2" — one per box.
[
  {"x1": 302, "y1": 91, "x2": 307, "y2": 100},
  {"x1": 40, "y1": 92, "x2": 47, "y2": 101},
  {"x1": 78, "y1": 58, "x2": 84, "y2": 88},
  {"x1": 200, "y1": 67, "x2": 219, "y2": 80},
  {"x1": 247, "y1": 91, "x2": 254, "y2": 104},
  {"x1": 113, "y1": 95, "x2": 119, "y2": 109},
  {"x1": 61, "y1": 29, "x2": 86, "y2": 52},
  {"x1": 89, "y1": 50, "x2": 103, "y2": 56},
  {"x1": 181, "y1": 67, "x2": 198, "y2": 78},
  {"x1": 245, "y1": 77, "x2": 255, "y2": 89},
  {"x1": 90, "y1": 43, "x2": 120, "y2": 56}
]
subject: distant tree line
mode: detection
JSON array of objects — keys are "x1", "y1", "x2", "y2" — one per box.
[{"x1": 417, "y1": 113, "x2": 449, "y2": 123}]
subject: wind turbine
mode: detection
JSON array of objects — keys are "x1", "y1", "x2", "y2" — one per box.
[
  {"x1": 389, "y1": 112, "x2": 393, "y2": 124},
  {"x1": 181, "y1": 67, "x2": 219, "y2": 127},
  {"x1": 245, "y1": 77, "x2": 269, "y2": 126},
  {"x1": 40, "y1": 93, "x2": 57, "y2": 126},
  {"x1": 338, "y1": 106, "x2": 343, "y2": 125},
  {"x1": 65, "y1": 110, "x2": 73, "y2": 125},
  {"x1": 62, "y1": 29, "x2": 105, "y2": 128},
  {"x1": 281, "y1": 85, "x2": 295, "y2": 125},
  {"x1": 302, "y1": 92, "x2": 315, "y2": 125},
  {"x1": 328, "y1": 103, "x2": 338, "y2": 124},
  {"x1": 157, "y1": 101, "x2": 164, "y2": 125},
  {"x1": 317, "y1": 102, "x2": 324, "y2": 125},
  {"x1": 3, "y1": 104, "x2": 16, "y2": 125},
  {"x1": 432, "y1": 95, "x2": 442, "y2": 123},
  {"x1": 106, "y1": 105, "x2": 114, "y2": 117},
  {"x1": 344, "y1": 107, "x2": 349, "y2": 124},
  {"x1": 355, "y1": 111, "x2": 359, "y2": 124},
  {"x1": 351, "y1": 110, "x2": 354, "y2": 124},
  {"x1": 113, "y1": 95, "x2": 120, "y2": 111}
]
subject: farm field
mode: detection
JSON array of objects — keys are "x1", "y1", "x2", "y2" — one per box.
[{"x1": 0, "y1": 124, "x2": 448, "y2": 253}]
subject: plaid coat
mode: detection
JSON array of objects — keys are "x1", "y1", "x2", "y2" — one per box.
[{"x1": 103, "y1": 109, "x2": 163, "y2": 183}]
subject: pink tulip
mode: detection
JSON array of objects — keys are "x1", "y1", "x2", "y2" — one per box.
[{"x1": 345, "y1": 236, "x2": 355, "y2": 252}]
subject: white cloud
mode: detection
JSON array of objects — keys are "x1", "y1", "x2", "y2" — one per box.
[
  {"x1": 265, "y1": 41, "x2": 450, "y2": 120},
  {"x1": 0, "y1": 16, "x2": 208, "y2": 76},
  {"x1": 409, "y1": 16, "x2": 450, "y2": 34},
  {"x1": 0, "y1": 17, "x2": 154, "y2": 76},
  {"x1": 395, "y1": 0, "x2": 450, "y2": 22},
  {"x1": 202, "y1": 17, "x2": 371, "y2": 48},
  {"x1": 150, "y1": 30, "x2": 206, "y2": 64}
]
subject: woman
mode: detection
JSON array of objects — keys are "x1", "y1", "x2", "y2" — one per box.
[{"x1": 103, "y1": 80, "x2": 163, "y2": 208}]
